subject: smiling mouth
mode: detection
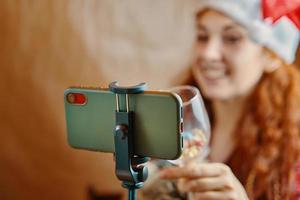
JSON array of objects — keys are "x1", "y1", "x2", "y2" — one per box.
[
  {"x1": 201, "y1": 67, "x2": 229, "y2": 82},
  {"x1": 204, "y1": 69, "x2": 225, "y2": 78}
]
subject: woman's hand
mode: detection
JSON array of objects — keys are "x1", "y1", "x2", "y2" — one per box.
[{"x1": 160, "y1": 162, "x2": 249, "y2": 200}]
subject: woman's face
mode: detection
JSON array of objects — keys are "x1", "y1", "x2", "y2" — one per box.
[{"x1": 192, "y1": 10, "x2": 267, "y2": 100}]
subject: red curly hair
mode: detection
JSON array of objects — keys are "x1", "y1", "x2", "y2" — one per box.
[
  {"x1": 229, "y1": 61, "x2": 300, "y2": 199},
  {"x1": 185, "y1": 54, "x2": 300, "y2": 199}
]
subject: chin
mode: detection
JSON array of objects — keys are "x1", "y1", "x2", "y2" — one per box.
[{"x1": 202, "y1": 89, "x2": 234, "y2": 101}]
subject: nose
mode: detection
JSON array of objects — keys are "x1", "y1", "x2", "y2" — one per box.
[{"x1": 201, "y1": 38, "x2": 222, "y2": 62}]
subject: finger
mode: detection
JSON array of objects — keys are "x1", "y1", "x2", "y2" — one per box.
[
  {"x1": 180, "y1": 176, "x2": 234, "y2": 193},
  {"x1": 192, "y1": 191, "x2": 238, "y2": 200},
  {"x1": 160, "y1": 163, "x2": 228, "y2": 179},
  {"x1": 177, "y1": 178, "x2": 188, "y2": 193}
]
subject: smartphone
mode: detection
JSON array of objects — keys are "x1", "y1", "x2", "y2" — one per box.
[{"x1": 64, "y1": 87, "x2": 183, "y2": 160}]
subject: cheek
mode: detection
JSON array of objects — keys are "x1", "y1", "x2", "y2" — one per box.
[
  {"x1": 193, "y1": 45, "x2": 205, "y2": 61},
  {"x1": 232, "y1": 64, "x2": 264, "y2": 96},
  {"x1": 226, "y1": 52, "x2": 264, "y2": 96}
]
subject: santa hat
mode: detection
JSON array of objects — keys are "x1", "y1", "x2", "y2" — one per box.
[{"x1": 196, "y1": 0, "x2": 299, "y2": 63}]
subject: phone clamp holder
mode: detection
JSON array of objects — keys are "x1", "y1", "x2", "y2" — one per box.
[{"x1": 109, "y1": 81, "x2": 149, "y2": 200}]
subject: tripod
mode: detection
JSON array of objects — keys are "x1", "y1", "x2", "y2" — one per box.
[{"x1": 109, "y1": 81, "x2": 149, "y2": 200}]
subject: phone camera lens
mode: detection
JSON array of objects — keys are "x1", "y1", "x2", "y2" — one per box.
[{"x1": 67, "y1": 93, "x2": 75, "y2": 103}]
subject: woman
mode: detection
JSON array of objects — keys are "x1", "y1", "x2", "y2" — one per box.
[{"x1": 141, "y1": 0, "x2": 300, "y2": 199}]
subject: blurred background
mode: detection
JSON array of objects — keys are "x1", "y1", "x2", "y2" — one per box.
[{"x1": 0, "y1": 1, "x2": 299, "y2": 200}]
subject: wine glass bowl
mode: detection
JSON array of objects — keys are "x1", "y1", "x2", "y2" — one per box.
[{"x1": 170, "y1": 85, "x2": 210, "y2": 165}]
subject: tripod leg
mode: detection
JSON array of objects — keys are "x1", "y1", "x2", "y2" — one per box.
[{"x1": 128, "y1": 188, "x2": 136, "y2": 200}]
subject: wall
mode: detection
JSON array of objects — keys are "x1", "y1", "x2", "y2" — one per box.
[{"x1": 0, "y1": 1, "x2": 197, "y2": 199}]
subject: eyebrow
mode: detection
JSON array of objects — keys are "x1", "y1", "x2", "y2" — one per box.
[{"x1": 223, "y1": 24, "x2": 241, "y2": 32}]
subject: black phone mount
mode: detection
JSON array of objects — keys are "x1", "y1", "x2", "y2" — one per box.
[{"x1": 109, "y1": 81, "x2": 149, "y2": 200}]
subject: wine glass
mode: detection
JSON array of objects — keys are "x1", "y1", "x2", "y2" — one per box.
[
  {"x1": 170, "y1": 85, "x2": 211, "y2": 166},
  {"x1": 142, "y1": 86, "x2": 210, "y2": 198}
]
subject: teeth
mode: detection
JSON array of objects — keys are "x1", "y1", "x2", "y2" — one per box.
[{"x1": 203, "y1": 69, "x2": 226, "y2": 79}]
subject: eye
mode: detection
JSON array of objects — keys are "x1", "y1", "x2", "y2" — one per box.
[
  {"x1": 197, "y1": 33, "x2": 209, "y2": 43},
  {"x1": 223, "y1": 34, "x2": 243, "y2": 45}
]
